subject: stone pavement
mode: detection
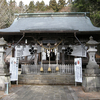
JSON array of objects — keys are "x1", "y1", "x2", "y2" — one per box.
[
  {"x1": 0, "y1": 85, "x2": 100, "y2": 100},
  {"x1": 72, "y1": 86, "x2": 100, "y2": 100}
]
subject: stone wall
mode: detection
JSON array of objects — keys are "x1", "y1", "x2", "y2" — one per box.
[{"x1": 18, "y1": 74, "x2": 75, "y2": 85}]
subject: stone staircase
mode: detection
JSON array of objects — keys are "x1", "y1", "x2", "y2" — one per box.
[{"x1": 18, "y1": 74, "x2": 75, "y2": 85}]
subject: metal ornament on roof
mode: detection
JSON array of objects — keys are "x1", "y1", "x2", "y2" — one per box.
[
  {"x1": 29, "y1": 47, "x2": 35, "y2": 55},
  {"x1": 65, "y1": 47, "x2": 73, "y2": 55}
]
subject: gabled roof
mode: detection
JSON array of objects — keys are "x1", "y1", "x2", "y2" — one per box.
[{"x1": 0, "y1": 12, "x2": 100, "y2": 34}]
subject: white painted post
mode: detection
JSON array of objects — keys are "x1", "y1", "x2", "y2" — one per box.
[
  {"x1": 5, "y1": 82, "x2": 9, "y2": 95},
  {"x1": 49, "y1": 46, "x2": 50, "y2": 68}
]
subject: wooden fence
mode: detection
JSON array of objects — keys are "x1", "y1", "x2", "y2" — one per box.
[{"x1": 21, "y1": 64, "x2": 74, "y2": 75}]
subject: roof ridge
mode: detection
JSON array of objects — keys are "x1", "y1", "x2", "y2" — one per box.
[{"x1": 14, "y1": 12, "x2": 89, "y2": 18}]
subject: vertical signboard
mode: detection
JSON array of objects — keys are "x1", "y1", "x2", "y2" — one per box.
[
  {"x1": 10, "y1": 57, "x2": 19, "y2": 81},
  {"x1": 74, "y1": 58, "x2": 82, "y2": 83}
]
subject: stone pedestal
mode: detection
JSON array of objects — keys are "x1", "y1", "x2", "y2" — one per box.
[
  {"x1": 82, "y1": 36, "x2": 100, "y2": 92},
  {"x1": 83, "y1": 65, "x2": 100, "y2": 92},
  {"x1": 0, "y1": 38, "x2": 11, "y2": 90},
  {"x1": 82, "y1": 74, "x2": 100, "y2": 92},
  {"x1": 0, "y1": 74, "x2": 11, "y2": 90}
]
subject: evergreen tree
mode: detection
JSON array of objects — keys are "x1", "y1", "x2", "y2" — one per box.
[
  {"x1": 9, "y1": 0, "x2": 16, "y2": 7},
  {"x1": 49, "y1": 0, "x2": 58, "y2": 12},
  {"x1": 36, "y1": 1, "x2": 46, "y2": 11},
  {"x1": 35, "y1": 1, "x2": 40, "y2": 10},
  {"x1": 58, "y1": 0, "x2": 66, "y2": 10},
  {"x1": 45, "y1": 5, "x2": 51, "y2": 11},
  {"x1": 27, "y1": 1, "x2": 35, "y2": 13},
  {"x1": 19, "y1": 1, "x2": 24, "y2": 8},
  {"x1": 19, "y1": 1, "x2": 24, "y2": 13},
  {"x1": 71, "y1": 0, "x2": 100, "y2": 27},
  {"x1": 24, "y1": 5, "x2": 28, "y2": 13},
  {"x1": 39, "y1": 1, "x2": 46, "y2": 11},
  {"x1": 0, "y1": 0, "x2": 9, "y2": 28},
  {"x1": 9, "y1": 0, "x2": 13, "y2": 6}
]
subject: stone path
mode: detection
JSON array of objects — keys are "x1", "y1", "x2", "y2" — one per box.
[{"x1": 0, "y1": 85, "x2": 78, "y2": 100}]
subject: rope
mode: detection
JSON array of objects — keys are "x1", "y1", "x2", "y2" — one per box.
[
  {"x1": 4, "y1": 33, "x2": 25, "y2": 59},
  {"x1": 37, "y1": 40, "x2": 63, "y2": 50}
]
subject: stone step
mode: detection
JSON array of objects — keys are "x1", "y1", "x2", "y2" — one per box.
[{"x1": 18, "y1": 74, "x2": 75, "y2": 85}]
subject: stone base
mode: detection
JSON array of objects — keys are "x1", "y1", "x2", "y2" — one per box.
[
  {"x1": 0, "y1": 74, "x2": 11, "y2": 90},
  {"x1": 85, "y1": 69, "x2": 100, "y2": 74},
  {"x1": 82, "y1": 76, "x2": 100, "y2": 92},
  {"x1": 18, "y1": 74, "x2": 75, "y2": 85}
]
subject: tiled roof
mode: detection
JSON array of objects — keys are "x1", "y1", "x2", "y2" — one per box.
[{"x1": 0, "y1": 13, "x2": 100, "y2": 33}]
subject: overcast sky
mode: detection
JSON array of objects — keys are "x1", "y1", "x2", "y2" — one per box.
[{"x1": 7, "y1": 0, "x2": 68, "y2": 6}]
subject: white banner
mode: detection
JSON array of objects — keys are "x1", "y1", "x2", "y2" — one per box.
[
  {"x1": 74, "y1": 58, "x2": 82, "y2": 83},
  {"x1": 10, "y1": 57, "x2": 19, "y2": 81},
  {"x1": 56, "y1": 52, "x2": 60, "y2": 60},
  {"x1": 15, "y1": 45, "x2": 31, "y2": 57},
  {"x1": 42, "y1": 51, "x2": 46, "y2": 60}
]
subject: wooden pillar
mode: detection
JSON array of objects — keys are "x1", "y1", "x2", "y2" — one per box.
[
  {"x1": 25, "y1": 56, "x2": 27, "y2": 62},
  {"x1": 12, "y1": 48, "x2": 15, "y2": 57},
  {"x1": 62, "y1": 49, "x2": 65, "y2": 65},
  {"x1": 38, "y1": 53, "x2": 41, "y2": 64},
  {"x1": 34, "y1": 48, "x2": 37, "y2": 65},
  {"x1": 62, "y1": 43, "x2": 65, "y2": 65}
]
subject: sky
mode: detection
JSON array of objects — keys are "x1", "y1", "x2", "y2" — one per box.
[{"x1": 6, "y1": 0, "x2": 65, "y2": 6}]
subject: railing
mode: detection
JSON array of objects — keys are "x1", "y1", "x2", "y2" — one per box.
[{"x1": 21, "y1": 64, "x2": 74, "y2": 75}]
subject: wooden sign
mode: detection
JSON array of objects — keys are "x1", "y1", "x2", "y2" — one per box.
[
  {"x1": 10, "y1": 57, "x2": 19, "y2": 81},
  {"x1": 74, "y1": 58, "x2": 82, "y2": 83}
]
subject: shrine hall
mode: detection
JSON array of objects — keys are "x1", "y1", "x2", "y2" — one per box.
[{"x1": 0, "y1": 12, "x2": 100, "y2": 85}]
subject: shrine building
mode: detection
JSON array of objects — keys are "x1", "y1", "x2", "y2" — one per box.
[{"x1": 0, "y1": 12, "x2": 100, "y2": 85}]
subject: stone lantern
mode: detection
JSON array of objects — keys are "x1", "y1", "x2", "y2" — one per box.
[
  {"x1": 0, "y1": 37, "x2": 11, "y2": 90},
  {"x1": 82, "y1": 36, "x2": 100, "y2": 92}
]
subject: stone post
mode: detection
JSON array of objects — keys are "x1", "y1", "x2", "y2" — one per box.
[
  {"x1": 0, "y1": 37, "x2": 11, "y2": 90},
  {"x1": 82, "y1": 36, "x2": 100, "y2": 92}
]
